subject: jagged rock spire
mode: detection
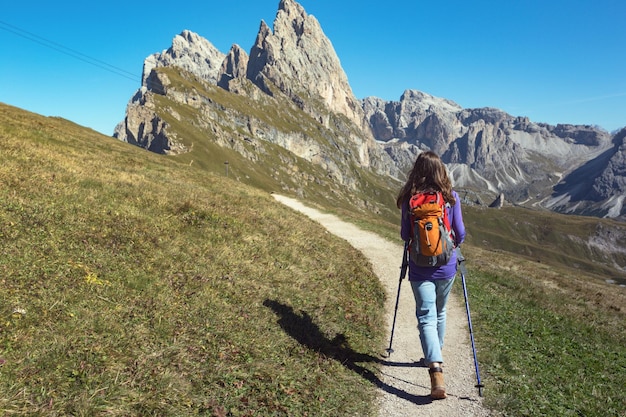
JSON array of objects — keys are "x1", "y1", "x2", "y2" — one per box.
[
  {"x1": 218, "y1": 44, "x2": 250, "y2": 90},
  {"x1": 247, "y1": 0, "x2": 365, "y2": 128},
  {"x1": 142, "y1": 30, "x2": 226, "y2": 88}
]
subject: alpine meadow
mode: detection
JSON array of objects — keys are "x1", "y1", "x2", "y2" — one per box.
[
  {"x1": 2, "y1": 0, "x2": 626, "y2": 415},
  {"x1": 1, "y1": 101, "x2": 625, "y2": 416},
  {"x1": 0, "y1": 104, "x2": 388, "y2": 415}
]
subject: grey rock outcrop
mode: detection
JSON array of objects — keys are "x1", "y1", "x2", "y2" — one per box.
[
  {"x1": 546, "y1": 127, "x2": 626, "y2": 218},
  {"x1": 115, "y1": 30, "x2": 226, "y2": 153},
  {"x1": 591, "y1": 128, "x2": 626, "y2": 201},
  {"x1": 247, "y1": 0, "x2": 365, "y2": 130},
  {"x1": 114, "y1": 71, "x2": 188, "y2": 154},
  {"x1": 143, "y1": 30, "x2": 225, "y2": 86},
  {"x1": 363, "y1": 90, "x2": 616, "y2": 211},
  {"x1": 490, "y1": 193, "x2": 505, "y2": 208},
  {"x1": 116, "y1": 0, "x2": 399, "y2": 179},
  {"x1": 217, "y1": 44, "x2": 249, "y2": 91}
]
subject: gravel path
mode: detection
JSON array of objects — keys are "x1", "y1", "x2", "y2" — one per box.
[{"x1": 273, "y1": 194, "x2": 492, "y2": 417}]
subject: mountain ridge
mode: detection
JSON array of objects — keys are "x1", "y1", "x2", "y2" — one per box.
[{"x1": 113, "y1": 0, "x2": 625, "y2": 221}]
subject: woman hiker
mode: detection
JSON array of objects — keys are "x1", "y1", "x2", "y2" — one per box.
[{"x1": 396, "y1": 151, "x2": 466, "y2": 399}]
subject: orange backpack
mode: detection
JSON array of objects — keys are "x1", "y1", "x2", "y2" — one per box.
[{"x1": 409, "y1": 191, "x2": 455, "y2": 267}]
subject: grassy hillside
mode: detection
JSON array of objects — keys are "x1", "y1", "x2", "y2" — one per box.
[
  {"x1": 462, "y1": 204, "x2": 626, "y2": 285},
  {"x1": 1, "y1": 102, "x2": 625, "y2": 416},
  {"x1": 0, "y1": 103, "x2": 386, "y2": 415},
  {"x1": 462, "y1": 245, "x2": 625, "y2": 416}
]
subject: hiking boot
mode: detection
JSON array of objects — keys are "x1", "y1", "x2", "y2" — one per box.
[{"x1": 429, "y1": 367, "x2": 447, "y2": 399}]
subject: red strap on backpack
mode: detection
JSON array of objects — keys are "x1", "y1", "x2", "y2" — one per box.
[{"x1": 408, "y1": 191, "x2": 454, "y2": 267}]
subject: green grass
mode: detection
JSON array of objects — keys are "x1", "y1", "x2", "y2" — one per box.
[
  {"x1": 461, "y1": 246, "x2": 626, "y2": 417},
  {"x1": 1, "y1": 102, "x2": 625, "y2": 416},
  {"x1": 0, "y1": 104, "x2": 386, "y2": 416},
  {"x1": 462, "y1": 205, "x2": 626, "y2": 285}
]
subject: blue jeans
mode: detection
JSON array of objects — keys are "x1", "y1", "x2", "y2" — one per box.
[{"x1": 410, "y1": 277, "x2": 455, "y2": 365}]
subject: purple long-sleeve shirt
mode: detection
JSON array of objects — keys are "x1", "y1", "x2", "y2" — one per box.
[{"x1": 400, "y1": 190, "x2": 466, "y2": 281}]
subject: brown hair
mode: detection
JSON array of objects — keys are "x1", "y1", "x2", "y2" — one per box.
[{"x1": 396, "y1": 151, "x2": 456, "y2": 208}]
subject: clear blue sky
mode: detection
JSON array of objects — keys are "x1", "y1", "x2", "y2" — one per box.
[{"x1": 1, "y1": 0, "x2": 625, "y2": 135}]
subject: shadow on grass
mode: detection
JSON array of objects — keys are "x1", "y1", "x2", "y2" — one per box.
[{"x1": 263, "y1": 299, "x2": 432, "y2": 406}]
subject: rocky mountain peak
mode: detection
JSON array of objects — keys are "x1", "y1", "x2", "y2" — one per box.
[
  {"x1": 247, "y1": 0, "x2": 365, "y2": 129},
  {"x1": 218, "y1": 44, "x2": 249, "y2": 91},
  {"x1": 142, "y1": 30, "x2": 226, "y2": 88},
  {"x1": 115, "y1": 0, "x2": 625, "y2": 220}
]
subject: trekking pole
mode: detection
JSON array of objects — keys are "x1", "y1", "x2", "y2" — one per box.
[
  {"x1": 386, "y1": 240, "x2": 409, "y2": 357},
  {"x1": 457, "y1": 247, "x2": 484, "y2": 397}
]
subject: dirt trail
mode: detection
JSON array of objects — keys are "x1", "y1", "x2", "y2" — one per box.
[{"x1": 273, "y1": 194, "x2": 491, "y2": 417}]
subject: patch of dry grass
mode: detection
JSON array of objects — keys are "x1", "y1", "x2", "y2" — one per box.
[{"x1": 0, "y1": 104, "x2": 386, "y2": 416}]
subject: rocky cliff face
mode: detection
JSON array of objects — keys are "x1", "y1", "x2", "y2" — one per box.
[
  {"x1": 115, "y1": 30, "x2": 226, "y2": 153},
  {"x1": 115, "y1": 0, "x2": 399, "y2": 182},
  {"x1": 143, "y1": 30, "x2": 225, "y2": 86},
  {"x1": 247, "y1": 0, "x2": 365, "y2": 129},
  {"x1": 545, "y1": 128, "x2": 626, "y2": 217},
  {"x1": 114, "y1": 0, "x2": 625, "y2": 220},
  {"x1": 243, "y1": 0, "x2": 385, "y2": 173},
  {"x1": 592, "y1": 129, "x2": 626, "y2": 203},
  {"x1": 363, "y1": 91, "x2": 622, "y2": 217}
]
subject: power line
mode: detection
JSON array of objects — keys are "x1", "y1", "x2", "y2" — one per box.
[{"x1": 0, "y1": 20, "x2": 140, "y2": 83}]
